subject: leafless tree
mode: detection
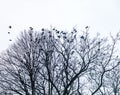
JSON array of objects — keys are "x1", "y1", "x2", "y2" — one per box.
[
  {"x1": 98, "y1": 63, "x2": 120, "y2": 95},
  {"x1": 87, "y1": 33, "x2": 120, "y2": 95},
  {"x1": 0, "y1": 28, "x2": 120, "y2": 95}
]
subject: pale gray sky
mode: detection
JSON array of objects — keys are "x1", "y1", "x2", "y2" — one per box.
[{"x1": 0, "y1": 0, "x2": 120, "y2": 52}]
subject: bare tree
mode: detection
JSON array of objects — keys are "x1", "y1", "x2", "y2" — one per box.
[
  {"x1": 0, "y1": 29, "x2": 45, "y2": 95},
  {"x1": 87, "y1": 33, "x2": 120, "y2": 95},
  {"x1": 99, "y1": 63, "x2": 120, "y2": 95},
  {"x1": 0, "y1": 27, "x2": 120, "y2": 95}
]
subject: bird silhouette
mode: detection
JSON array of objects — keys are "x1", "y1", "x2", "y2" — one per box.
[
  {"x1": 58, "y1": 35, "x2": 60, "y2": 38},
  {"x1": 41, "y1": 32, "x2": 44, "y2": 35},
  {"x1": 85, "y1": 26, "x2": 89, "y2": 29},
  {"x1": 41, "y1": 28, "x2": 44, "y2": 31},
  {"x1": 80, "y1": 36, "x2": 84, "y2": 39},
  {"x1": 48, "y1": 31, "x2": 51, "y2": 33},
  {"x1": 62, "y1": 32, "x2": 66, "y2": 35},
  {"x1": 29, "y1": 27, "x2": 33, "y2": 30},
  {"x1": 56, "y1": 31, "x2": 59, "y2": 33},
  {"x1": 8, "y1": 26, "x2": 12, "y2": 41},
  {"x1": 73, "y1": 28, "x2": 77, "y2": 32},
  {"x1": 63, "y1": 36, "x2": 67, "y2": 39},
  {"x1": 53, "y1": 28, "x2": 55, "y2": 30},
  {"x1": 49, "y1": 35, "x2": 52, "y2": 37},
  {"x1": 9, "y1": 39, "x2": 12, "y2": 41},
  {"x1": 9, "y1": 26, "x2": 12, "y2": 29}
]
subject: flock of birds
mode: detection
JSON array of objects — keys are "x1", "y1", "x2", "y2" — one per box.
[
  {"x1": 8, "y1": 26, "x2": 12, "y2": 41},
  {"x1": 8, "y1": 26, "x2": 33, "y2": 42},
  {"x1": 8, "y1": 26, "x2": 89, "y2": 42}
]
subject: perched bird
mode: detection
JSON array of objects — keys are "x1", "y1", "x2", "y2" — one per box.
[
  {"x1": 29, "y1": 27, "x2": 33, "y2": 30},
  {"x1": 56, "y1": 31, "x2": 59, "y2": 33},
  {"x1": 63, "y1": 36, "x2": 67, "y2": 39},
  {"x1": 80, "y1": 36, "x2": 84, "y2": 39},
  {"x1": 9, "y1": 39, "x2": 12, "y2": 41},
  {"x1": 73, "y1": 28, "x2": 77, "y2": 33},
  {"x1": 71, "y1": 51, "x2": 74, "y2": 55},
  {"x1": 29, "y1": 32, "x2": 32, "y2": 36},
  {"x1": 61, "y1": 31, "x2": 63, "y2": 33},
  {"x1": 35, "y1": 38, "x2": 38, "y2": 42},
  {"x1": 67, "y1": 40, "x2": 69, "y2": 42},
  {"x1": 70, "y1": 39, "x2": 74, "y2": 43},
  {"x1": 98, "y1": 49, "x2": 100, "y2": 51},
  {"x1": 85, "y1": 26, "x2": 89, "y2": 29},
  {"x1": 62, "y1": 32, "x2": 66, "y2": 35},
  {"x1": 9, "y1": 26, "x2": 12, "y2": 29},
  {"x1": 74, "y1": 35, "x2": 76, "y2": 39},
  {"x1": 41, "y1": 32, "x2": 44, "y2": 35},
  {"x1": 53, "y1": 28, "x2": 55, "y2": 30},
  {"x1": 43, "y1": 36, "x2": 45, "y2": 39},
  {"x1": 49, "y1": 35, "x2": 52, "y2": 37},
  {"x1": 41, "y1": 28, "x2": 44, "y2": 31},
  {"x1": 48, "y1": 31, "x2": 51, "y2": 33},
  {"x1": 58, "y1": 35, "x2": 60, "y2": 38},
  {"x1": 98, "y1": 41, "x2": 101, "y2": 44}
]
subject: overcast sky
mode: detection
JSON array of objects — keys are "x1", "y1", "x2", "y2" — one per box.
[{"x1": 0, "y1": 0, "x2": 120, "y2": 52}]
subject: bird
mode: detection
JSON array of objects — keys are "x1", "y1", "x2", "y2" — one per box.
[
  {"x1": 48, "y1": 31, "x2": 51, "y2": 33},
  {"x1": 41, "y1": 32, "x2": 44, "y2": 35},
  {"x1": 62, "y1": 32, "x2": 66, "y2": 35},
  {"x1": 43, "y1": 36, "x2": 45, "y2": 39},
  {"x1": 70, "y1": 39, "x2": 74, "y2": 43},
  {"x1": 9, "y1": 39, "x2": 12, "y2": 41},
  {"x1": 98, "y1": 41, "x2": 101, "y2": 44},
  {"x1": 85, "y1": 26, "x2": 89, "y2": 29},
  {"x1": 41, "y1": 28, "x2": 44, "y2": 31},
  {"x1": 29, "y1": 27, "x2": 33, "y2": 30},
  {"x1": 8, "y1": 32, "x2": 10, "y2": 34},
  {"x1": 74, "y1": 35, "x2": 76, "y2": 39},
  {"x1": 49, "y1": 35, "x2": 52, "y2": 37},
  {"x1": 61, "y1": 31, "x2": 63, "y2": 33},
  {"x1": 63, "y1": 36, "x2": 67, "y2": 39},
  {"x1": 35, "y1": 38, "x2": 38, "y2": 42},
  {"x1": 57, "y1": 35, "x2": 60, "y2": 38},
  {"x1": 67, "y1": 40, "x2": 69, "y2": 42},
  {"x1": 53, "y1": 28, "x2": 55, "y2": 30},
  {"x1": 80, "y1": 36, "x2": 84, "y2": 39},
  {"x1": 56, "y1": 31, "x2": 59, "y2": 34},
  {"x1": 9, "y1": 26, "x2": 12, "y2": 29},
  {"x1": 73, "y1": 28, "x2": 77, "y2": 33},
  {"x1": 98, "y1": 49, "x2": 100, "y2": 51},
  {"x1": 71, "y1": 51, "x2": 74, "y2": 55}
]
